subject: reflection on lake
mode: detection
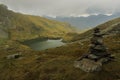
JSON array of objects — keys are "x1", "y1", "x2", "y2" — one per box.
[{"x1": 25, "y1": 39, "x2": 65, "y2": 51}]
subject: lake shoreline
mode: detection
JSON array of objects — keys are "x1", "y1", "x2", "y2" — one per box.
[
  {"x1": 22, "y1": 37, "x2": 62, "y2": 45},
  {"x1": 21, "y1": 37, "x2": 65, "y2": 51}
]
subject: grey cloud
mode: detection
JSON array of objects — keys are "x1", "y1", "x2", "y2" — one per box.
[{"x1": 0, "y1": 0, "x2": 120, "y2": 16}]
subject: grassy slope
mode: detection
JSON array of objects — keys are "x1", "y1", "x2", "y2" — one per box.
[
  {"x1": 0, "y1": 33, "x2": 119, "y2": 80},
  {"x1": 67, "y1": 17, "x2": 120, "y2": 41},
  {"x1": 0, "y1": 4, "x2": 74, "y2": 41},
  {"x1": 0, "y1": 30, "x2": 120, "y2": 80},
  {"x1": 0, "y1": 4, "x2": 120, "y2": 80}
]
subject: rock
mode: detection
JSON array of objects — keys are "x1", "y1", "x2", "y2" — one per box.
[
  {"x1": 98, "y1": 56, "x2": 115, "y2": 63},
  {"x1": 77, "y1": 42, "x2": 84, "y2": 45},
  {"x1": 98, "y1": 58, "x2": 110, "y2": 63},
  {"x1": 88, "y1": 54, "x2": 98, "y2": 59},
  {"x1": 75, "y1": 28, "x2": 115, "y2": 72},
  {"x1": 6, "y1": 53, "x2": 22, "y2": 59},
  {"x1": 4, "y1": 45, "x2": 10, "y2": 50},
  {"x1": 74, "y1": 59, "x2": 102, "y2": 72}
]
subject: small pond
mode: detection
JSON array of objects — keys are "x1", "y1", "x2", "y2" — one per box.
[{"x1": 24, "y1": 39, "x2": 65, "y2": 51}]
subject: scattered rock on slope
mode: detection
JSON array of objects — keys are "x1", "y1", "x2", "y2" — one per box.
[
  {"x1": 74, "y1": 59, "x2": 102, "y2": 72},
  {"x1": 6, "y1": 53, "x2": 22, "y2": 59}
]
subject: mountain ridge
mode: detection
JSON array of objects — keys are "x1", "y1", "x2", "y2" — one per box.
[
  {"x1": 0, "y1": 4, "x2": 74, "y2": 42},
  {"x1": 46, "y1": 13, "x2": 120, "y2": 30},
  {"x1": 63, "y1": 17, "x2": 120, "y2": 42}
]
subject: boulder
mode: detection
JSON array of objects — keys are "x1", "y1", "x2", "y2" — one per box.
[
  {"x1": 74, "y1": 59, "x2": 102, "y2": 72},
  {"x1": 6, "y1": 53, "x2": 22, "y2": 59}
]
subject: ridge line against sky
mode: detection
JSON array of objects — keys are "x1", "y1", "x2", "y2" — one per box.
[{"x1": 0, "y1": 0, "x2": 120, "y2": 17}]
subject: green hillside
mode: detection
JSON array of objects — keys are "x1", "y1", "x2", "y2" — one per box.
[
  {"x1": 0, "y1": 4, "x2": 74, "y2": 41},
  {"x1": 73, "y1": 17, "x2": 120, "y2": 41},
  {"x1": 63, "y1": 17, "x2": 120, "y2": 42},
  {"x1": 0, "y1": 4, "x2": 120, "y2": 80},
  {"x1": 0, "y1": 17, "x2": 120, "y2": 80}
]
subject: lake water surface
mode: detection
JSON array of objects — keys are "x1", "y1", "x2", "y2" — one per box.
[{"x1": 25, "y1": 39, "x2": 65, "y2": 51}]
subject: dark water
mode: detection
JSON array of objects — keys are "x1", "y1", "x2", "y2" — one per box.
[{"x1": 25, "y1": 39, "x2": 65, "y2": 51}]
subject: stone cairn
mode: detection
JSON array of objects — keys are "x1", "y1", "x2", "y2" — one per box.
[{"x1": 74, "y1": 28, "x2": 114, "y2": 72}]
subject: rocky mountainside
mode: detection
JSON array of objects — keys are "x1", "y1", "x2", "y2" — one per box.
[{"x1": 0, "y1": 4, "x2": 74, "y2": 41}]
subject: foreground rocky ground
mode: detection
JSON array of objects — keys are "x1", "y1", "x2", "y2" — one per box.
[{"x1": 0, "y1": 33, "x2": 119, "y2": 80}]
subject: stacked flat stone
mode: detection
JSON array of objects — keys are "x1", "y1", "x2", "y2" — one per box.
[
  {"x1": 74, "y1": 28, "x2": 114, "y2": 72},
  {"x1": 88, "y1": 28, "x2": 109, "y2": 60}
]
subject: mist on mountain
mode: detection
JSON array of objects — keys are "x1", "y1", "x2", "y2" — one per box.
[{"x1": 46, "y1": 13, "x2": 120, "y2": 30}]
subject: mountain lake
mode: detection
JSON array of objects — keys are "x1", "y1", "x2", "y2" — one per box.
[{"x1": 23, "y1": 39, "x2": 65, "y2": 51}]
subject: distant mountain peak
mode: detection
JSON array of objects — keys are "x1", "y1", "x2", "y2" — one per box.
[{"x1": 45, "y1": 13, "x2": 120, "y2": 30}]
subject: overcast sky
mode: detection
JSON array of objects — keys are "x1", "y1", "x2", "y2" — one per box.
[{"x1": 0, "y1": 0, "x2": 120, "y2": 17}]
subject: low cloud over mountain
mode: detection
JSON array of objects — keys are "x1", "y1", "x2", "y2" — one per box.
[{"x1": 0, "y1": 0, "x2": 120, "y2": 17}]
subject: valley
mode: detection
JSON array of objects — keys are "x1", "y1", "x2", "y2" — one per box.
[{"x1": 0, "y1": 4, "x2": 120, "y2": 80}]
